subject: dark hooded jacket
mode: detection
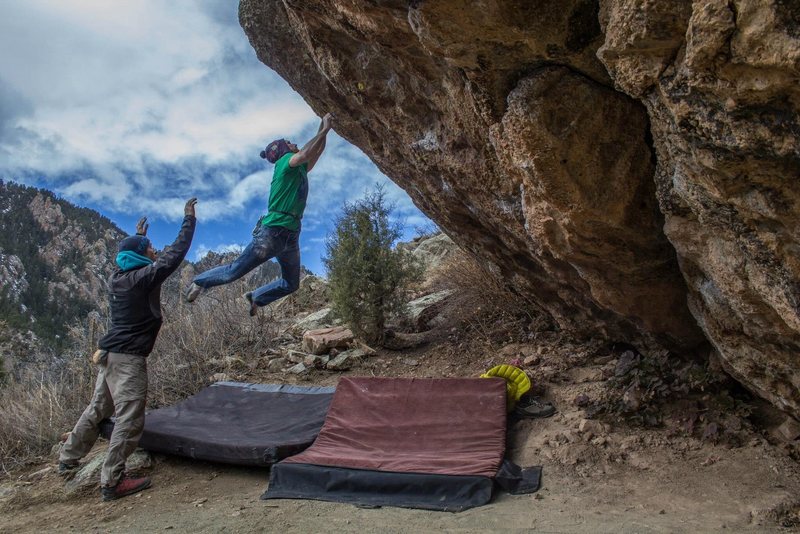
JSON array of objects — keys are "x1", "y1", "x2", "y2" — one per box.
[{"x1": 98, "y1": 215, "x2": 196, "y2": 357}]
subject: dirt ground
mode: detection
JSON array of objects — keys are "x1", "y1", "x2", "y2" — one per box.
[{"x1": 2, "y1": 329, "x2": 799, "y2": 533}]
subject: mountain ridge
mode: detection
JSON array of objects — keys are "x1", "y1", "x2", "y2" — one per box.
[
  {"x1": 0, "y1": 180, "x2": 124, "y2": 349},
  {"x1": 0, "y1": 180, "x2": 300, "y2": 355}
]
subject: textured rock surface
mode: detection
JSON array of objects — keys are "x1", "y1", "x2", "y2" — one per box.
[
  {"x1": 397, "y1": 232, "x2": 459, "y2": 273},
  {"x1": 598, "y1": 0, "x2": 800, "y2": 416},
  {"x1": 29, "y1": 193, "x2": 121, "y2": 305},
  {"x1": 301, "y1": 326, "x2": 354, "y2": 355},
  {"x1": 240, "y1": 1, "x2": 799, "y2": 417}
]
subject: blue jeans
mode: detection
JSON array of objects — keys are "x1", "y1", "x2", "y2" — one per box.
[{"x1": 192, "y1": 225, "x2": 301, "y2": 307}]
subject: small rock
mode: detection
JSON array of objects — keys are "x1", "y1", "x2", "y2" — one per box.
[
  {"x1": 578, "y1": 419, "x2": 609, "y2": 435},
  {"x1": 357, "y1": 342, "x2": 377, "y2": 356},
  {"x1": 326, "y1": 352, "x2": 354, "y2": 371},
  {"x1": 775, "y1": 416, "x2": 800, "y2": 442},
  {"x1": 209, "y1": 373, "x2": 230, "y2": 383},
  {"x1": 26, "y1": 466, "x2": 52, "y2": 480},
  {"x1": 303, "y1": 354, "x2": 330, "y2": 368},
  {"x1": 403, "y1": 358, "x2": 419, "y2": 366},
  {"x1": 723, "y1": 415, "x2": 742, "y2": 432},
  {"x1": 291, "y1": 307, "x2": 334, "y2": 334},
  {"x1": 523, "y1": 355, "x2": 540, "y2": 366},
  {"x1": 614, "y1": 350, "x2": 638, "y2": 377},
  {"x1": 302, "y1": 326, "x2": 354, "y2": 355},
  {"x1": 285, "y1": 350, "x2": 310, "y2": 364},
  {"x1": 266, "y1": 357, "x2": 287, "y2": 372},
  {"x1": 574, "y1": 394, "x2": 590, "y2": 407},
  {"x1": 288, "y1": 363, "x2": 308, "y2": 375},
  {"x1": 191, "y1": 497, "x2": 208, "y2": 507},
  {"x1": 627, "y1": 453, "x2": 650, "y2": 470},
  {"x1": 622, "y1": 386, "x2": 642, "y2": 412}
]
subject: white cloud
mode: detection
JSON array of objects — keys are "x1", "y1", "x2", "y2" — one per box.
[
  {"x1": 0, "y1": 0, "x2": 316, "y2": 217},
  {"x1": 0, "y1": 0, "x2": 432, "y2": 274}
]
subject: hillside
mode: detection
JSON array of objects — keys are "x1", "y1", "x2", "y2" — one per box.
[{"x1": 0, "y1": 180, "x2": 124, "y2": 350}]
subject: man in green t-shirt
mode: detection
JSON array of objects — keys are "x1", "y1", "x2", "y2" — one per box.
[{"x1": 186, "y1": 113, "x2": 333, "y2": 315}]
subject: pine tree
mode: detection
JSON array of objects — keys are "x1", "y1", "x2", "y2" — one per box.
[{"x1": 324, "y1": 188, "x2": 422, "y2": 344}]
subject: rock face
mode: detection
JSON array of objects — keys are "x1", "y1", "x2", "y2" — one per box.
[
  {"x1": 597, "y1": 1, "x2": 800, "y2": 416},
  {"x1": 0, "y1": 181, "x2": 125, "y2": 349},
  {"x1": 397, "y1": 232, "x2": 459, "y2": 273},
  {"x1": 240, "y1": 1, "x2": 799, "y2": 417}
]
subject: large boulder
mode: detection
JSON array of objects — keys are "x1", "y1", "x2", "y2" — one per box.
[
  {"x1": 240, "y1": 1, "x2": 800, "y2": 418},
  {"x1": 399, "y1": 233, "x2": 459, "y2": 274},
  {"x1": 404, "y1": 289, "x2": 453, "y2": 331},
  {"x1": 598, "y1": 0, "x2": 800, "y2": 416}
]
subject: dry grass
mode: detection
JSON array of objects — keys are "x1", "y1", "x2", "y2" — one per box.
[
  {"x1": 0, "y1": 271, "x2": 281, "y2": 473},
  {"x1": 429, "y1": 251, "x2": 552, "y2": 344},
  {"x1": 0, "y1": 356, "x2": 95, "y2": 474},
  {"x1": 149, "y1": 277, "x2": 278, "y2": 407}
]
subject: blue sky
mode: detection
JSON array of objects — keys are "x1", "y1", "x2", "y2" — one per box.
[{"x1": 0, "y1": 0, "x2": 432, "y2": 275}]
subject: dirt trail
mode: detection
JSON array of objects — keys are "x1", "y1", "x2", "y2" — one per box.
[
  {"x1": 2, "y1": 337, "x2": 799, "y2": 533},
  {"x1": 2, "y1": 433, "x2": 797, "y2": 533}
]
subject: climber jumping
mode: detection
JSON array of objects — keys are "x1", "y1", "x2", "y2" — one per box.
[
  {"x1": 185, "y1": 112, "x2": 334, "y2": 315},
  {"x1": 59, "y1": 198, "x2": 197, "y2": 501}
]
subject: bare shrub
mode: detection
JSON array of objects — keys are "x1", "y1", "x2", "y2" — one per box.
[
  {"x1": 148, "y1": 273, "x2": 278, "y2": 408},
  {"x1": 430, "y1": 251, "x2": 551, "y2": 344},
  {"x1": 0, "y1": 345, "x2": 94, "y2": 474},
  {"x1": 0, "y1": 266, "x2": 281, "y2": 472}
]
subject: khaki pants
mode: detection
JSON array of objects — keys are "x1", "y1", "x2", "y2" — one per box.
[{"x1": 60, "y1": 352, "x2": 147, "y2": 487}]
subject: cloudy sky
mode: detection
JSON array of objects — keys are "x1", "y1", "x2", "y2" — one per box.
[{"x1": 0, "y1": 0, "x2": 431, "y2": 274}]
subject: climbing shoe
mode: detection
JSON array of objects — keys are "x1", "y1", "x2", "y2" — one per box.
[
  {"x1": 244, "y1": 292, "x2": 258, "y2": 317},
  {"x1": 184, "y1": 282, "x2": 204, "y2": 303},
  {"x1": 514, "y1": 397, "x2": 556, "y2": 418},
  {"x1": 101, "y1": 475, "x2": 151, "y2": 501}
]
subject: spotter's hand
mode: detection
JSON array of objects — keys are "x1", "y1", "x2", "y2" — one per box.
[
  {"x1": 136, "y1": 217, "x2": 149, "y2": 236},
  {"x1": 184, "y1": 197, "x2": 198, "y2": 218}
]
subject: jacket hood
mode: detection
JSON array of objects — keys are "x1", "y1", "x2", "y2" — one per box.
[{"x1": 116, "y1": 250, "x2": 153, "y2": 271}]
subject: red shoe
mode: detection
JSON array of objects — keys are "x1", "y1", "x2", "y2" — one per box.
[{"x1": 101, "y1": 475, "x2": 151, "y2": 501}]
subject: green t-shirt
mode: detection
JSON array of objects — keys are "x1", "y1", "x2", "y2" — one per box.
[{"x1": 261, "y1": 152, "x2": 308, "y2": 231}]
